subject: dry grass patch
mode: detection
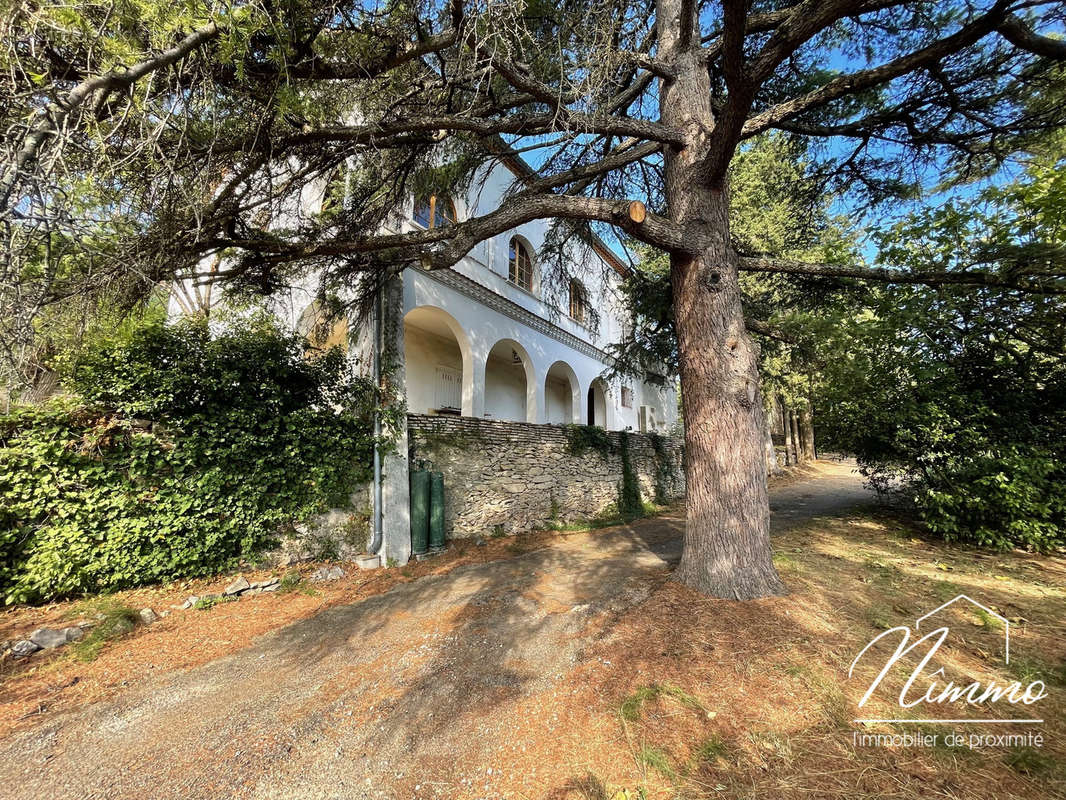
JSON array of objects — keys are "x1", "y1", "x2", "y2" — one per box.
[{"x1": 534, "y1": 508, "x2": 1066, "y2": 800}]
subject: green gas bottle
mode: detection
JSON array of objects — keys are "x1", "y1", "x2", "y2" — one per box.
[
  {"x1": 429, "y1": 471, "x2": 445, "y2": 550},
  {"x1": 409, "y1": 468, "x2": 430, "y2": 555}
]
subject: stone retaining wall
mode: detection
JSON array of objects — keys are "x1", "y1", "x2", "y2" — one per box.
[{"x1": 407, "y1": 414, "x2": 685, "y2": 538}]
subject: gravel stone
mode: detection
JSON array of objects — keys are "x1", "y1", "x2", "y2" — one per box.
[
  {"x1": 310, "y1": 566, "x2": 345, "y2": 582},
  {"x1": 11, "y1": 640, "x2": 39, "y2": 658},
  {"x1": 223, "y1": 577, "x2": 251, "y2": 596}
]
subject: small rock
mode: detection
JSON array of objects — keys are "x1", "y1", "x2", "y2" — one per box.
[
  {"x1": 61, "y1": 626, "x2": 84, "y2": 643},
  {"x1": 475, "y1": 537, "x2": 487, "y2": 547},
  {"x1": 138, "y1": 608, "x2": 159, "y2": 625},
  {"x1": 250, "y1": 578, "x2": 280, "y2": 590},
  {"x1": 310, "y1": 566, "x2": 345, "y2": 582},
  {"x1": 159, "y1": 610, "x2": 170, "y2": 618},
  {"x1": 181, "y1": 596, "x2": 200, "y2": 610},
  {"x1": 223, "y1": 576, "x2": 251, "y2": 596},
  {"x1": 11, "y1": 640, "x2": 40, "y2": 658},
  {"x1": 30, "y1": 627, "x2": 79, "y2": 650},
  {"x1": 261, "y1": 582, "x2": 280, "y2": 592}
]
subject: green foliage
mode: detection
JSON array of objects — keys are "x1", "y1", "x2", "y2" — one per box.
[
  {"x1": 68, "y1": 598, "x2": 139, "y2": 662},
  {"x1": 0, "y1": 316, "x2": 377, "y2": 604},
  {"x1": 695, "y1": 735, "x2": 729, "y2": 762},
  {"x1": 620, "y1": 682, "x2": 705, "y2": 721},
  {"x1": 276, "y1": 570, "x2": 316, "y2": 596},
  {"x1": 617, "y1": 430, "x2": 643, "y2": 517},
  {"x1": 647, "y1": 432, "x2": 676, "y2": 504},
  {"x1": 564, "y1": 423, "x2": 614, "y2": 457},
  {"x1": 193, "y1": 594, "x2": 235, "y2": 611},
  {"x1": 637, "y1": 746, "x2": 676, "y2": 781},
  {"x1": 816, "y1": 158, "x2": 1066, "y2": 552}
]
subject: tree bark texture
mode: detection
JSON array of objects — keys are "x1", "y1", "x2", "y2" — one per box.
[
  {"x1": 779, "y1": 398, "x2": 792, "y2": 467},
  {"x1": 660, "y1": 0, "x2": 785, "y2": 599},
  {"x1": 798, "y1": 405, "x2": 816, "y2": 461},
  {"x1": 789, "y1": 410, "x2": 804, "y2": 464},
  {"x1": 764, "y1": 419, "x2": 780, "y2": 475}
]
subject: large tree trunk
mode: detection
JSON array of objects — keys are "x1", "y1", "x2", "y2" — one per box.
[
  {"x1": 764, "y1": 418, "x2": 780, "y2": 475},
  {"x1": 658, "y1": 0, "x2": 784, "y2": 599},
  {"x1": 790, "y1": 410, "x2": 804, "y2": 464},
  {"x1": 781, "y1": 399, "x2": 793, "y2": 467},
  {"x1": 669, "y1": 203, "x2": 785, "y2": 599},
  {"x1": 798, "y1": 405, "x2": 816, "y2": 461}
]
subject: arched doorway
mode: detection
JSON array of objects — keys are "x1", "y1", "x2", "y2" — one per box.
[
  {"x1": 403, "y1": 306, "x2": 472, "y2": 416},
  {"x1": 587, "y1": 379, "x2": 608, "y2": 428},
  {"x1": 545, "y1": 361, "x2": 580, "y2": 424},
  {"x1": 485, "y1": 339, "x2": 535, "y2": 422}
]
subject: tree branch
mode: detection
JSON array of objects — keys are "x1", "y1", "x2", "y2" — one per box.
[
  {"x1": 740, "y1": 255, "x2": 1066, "y2": 294},
  {"x1": 205, "y1": 113, "x2": 685, "y2": 155},
  {"x1": 741, "y1": 4, "x2": 1011, "y2": 139},
  {"x1": 998, "y1": 14, "x2": 1066, "y2": 60},
  {"x1": 1, "y1": 22, "x2": 221, "y2": 213},
  {"x1": 201, "y1": 193, "x2": 696, "y2": 276},
  {"x1": 745, "y1": 317, "x2": 795, "y2": 342}
]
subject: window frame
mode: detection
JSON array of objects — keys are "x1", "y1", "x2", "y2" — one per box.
[
  {"x1": 568, "y1": 279, "x2": 588, "y2": 323},
  {"x1": 508, "y1": 237, "x2": 534, "y2": 292},
  {"x1": 413, "y1": 194, "x2": 457, "y2": 229}
]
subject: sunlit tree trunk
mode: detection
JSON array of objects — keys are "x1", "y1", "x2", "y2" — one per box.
[
  {"x1": 660, "y1": 0, "x2": 785, "y2": 599},
  {"x1": 798, "y1": 405, "x2": 816, "y2": 461},
  {"x1": 790, "y1": 410, "x2": 803, "y2": 464}
]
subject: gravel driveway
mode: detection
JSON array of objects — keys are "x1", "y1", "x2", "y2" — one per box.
[{"x1": 0, "y1": 460, "x2": 872, "y2": 800}]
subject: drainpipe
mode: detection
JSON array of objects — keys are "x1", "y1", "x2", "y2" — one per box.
[{"x1": 369, "y1": 283, "x2": 384, "y2": 555}]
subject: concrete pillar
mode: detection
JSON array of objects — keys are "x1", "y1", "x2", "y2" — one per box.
[
  {"x1": 529, "y1": 365, "x2": 544, "y2": 423},
  {"x1": 380, "y1": 274, "x2": 411, "y2": 567},
  {"x1": 470, "y1": 346, "x2": 487, "y2": 418}
]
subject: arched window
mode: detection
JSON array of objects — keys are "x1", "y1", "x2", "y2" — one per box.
[
  {"x1": 568, "y1": 279, "x2": 588, "y2": 323},
  {"x1": 508, "y1": 237, "x2": 533, "y2": 291},
  {"x1": 413, "y1": 194, "x2": 457, "y2": 229}
]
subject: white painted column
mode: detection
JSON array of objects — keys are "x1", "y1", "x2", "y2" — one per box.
[
  {"x1": 528, "y1": 363, "x2": 543, "y2": 423},
  {"x1": 381, "y1": 275, "x2": 411, "y2": 567},
  {"x1": 469, "y1": 344, "x2": 488, "y2": 418}
]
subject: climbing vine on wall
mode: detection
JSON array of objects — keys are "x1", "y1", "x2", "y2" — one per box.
[
  {"x1": 648, "y1": 432, "x2": 678, "y2": 504},
  {"x1": 564, "y1": 424, "x2": 615, "y2": 457},
  {"x1": 0, "y1": 315, "x2": 379, "y2": 604},
  {"x1": 617, "y1": 430, "x2": 644, "y2": 516}
]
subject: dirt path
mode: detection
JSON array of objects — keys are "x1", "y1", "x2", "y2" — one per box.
[{"x1": 0, "y1": 461, "x2": 873, "y2": 800}]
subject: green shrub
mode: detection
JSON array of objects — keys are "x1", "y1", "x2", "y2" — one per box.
[
  {"x1": 617, "y1": 430, "x2": 643, "y2": 516},
  {"x1": 564, "y1": 423, "x2": 614, "y2": 457},
  {"x1": 0, "y1": 315, "x2": 377, "y2": 604}
]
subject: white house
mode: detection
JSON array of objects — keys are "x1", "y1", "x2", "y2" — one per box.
[{"x1": 170, "y1": 152, "x2": 679, "y2": 564}]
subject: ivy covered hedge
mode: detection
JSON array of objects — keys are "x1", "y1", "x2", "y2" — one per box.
[{"x1": 0, "y1": 316, "x2": 378, "y2": 604}]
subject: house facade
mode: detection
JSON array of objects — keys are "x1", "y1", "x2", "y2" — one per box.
[{"x1": 170, "y1": 155, "x2": 680, "y2": 565}]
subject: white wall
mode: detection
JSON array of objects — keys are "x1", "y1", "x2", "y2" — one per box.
[
  {"x1": 404, "y1": 325, "x2": 463, "y2": 415},
  {"x1": 545, "y1": 376, "x2": 571, "y2": 424},
  {"x1": 484, "y1": 355, "x2": 528, "y2": 421}
]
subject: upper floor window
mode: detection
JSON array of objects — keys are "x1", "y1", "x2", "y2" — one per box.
[
  {"x1": 568, "y1": 279, "x2": 589, "y2": 323},
  {"x1": 413, "y1": 194, "x2": 457, "y2": 229},
  {"x1": 621, "y1": 386, "x2": 633, "y2": 408},
  {"x1": 508, "y1": 237, "x2": 534, "y2": 291}
]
